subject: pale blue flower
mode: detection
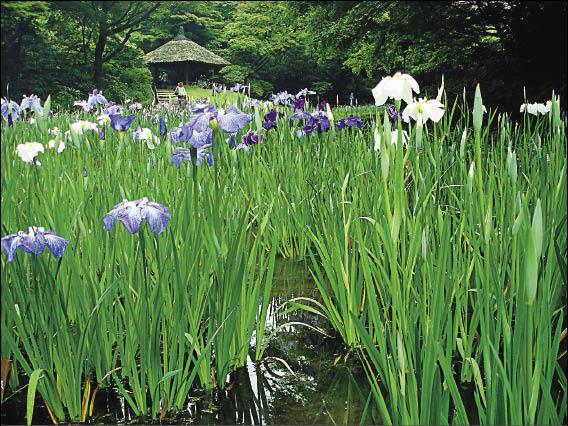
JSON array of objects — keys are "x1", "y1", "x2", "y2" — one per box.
[
  {"x1": 1, "y1": 227, "x2": 69, "y2": 263},
  {"x1": 103, "y1": 198, "x2": 171, "y2": 235}
]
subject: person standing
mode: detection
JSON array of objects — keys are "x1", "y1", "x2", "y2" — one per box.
[{"x1": 174, "y1": 82, "x2": 187, "y2": 105}]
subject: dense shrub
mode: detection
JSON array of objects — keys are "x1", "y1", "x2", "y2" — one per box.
[
  {"x1": 250, "y1": 79, "x2": 273, "y2": 98},
  {"x1": 219, "y1": 65, "x2": 252, "y2": 86}
]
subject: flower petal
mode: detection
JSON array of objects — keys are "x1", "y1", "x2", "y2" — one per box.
[
  {"x1": 20, "y1": 234, "x2": 45, "y2": 255},
  {"x1": 118, "y1": 206, "x2": 143, "y2": 234},
  {"x1": 43, "y1": 232, "x2": 69, "y2": 258},
  {"x1": 102, "y1": 212, "x2": 118, "y2": 231},
  {"x1": 1, "y1": 234, "x2": 22, "y2": 263},
  {"x1": 143, "y1": 205, "x2": 171, "y2": 235},
  {"x1": 423, "y1": 101, "x2": 445, "y2": 123},
  {"x1": 189, "y1": 128, "x2": 213, "y2": 149},
  {"x1": 217, "y1": 109, "x2": 253, "y2": 133},
  {"x1": 372, "y1": 80, "x2": 389, "y2": 106},
  {"x1": 403, "y1": 74, "x2": 420, "y2": 95}
]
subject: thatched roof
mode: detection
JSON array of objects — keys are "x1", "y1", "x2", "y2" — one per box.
[{"x1": 144, "y1": 27, "x2": 229, "y2": 66}]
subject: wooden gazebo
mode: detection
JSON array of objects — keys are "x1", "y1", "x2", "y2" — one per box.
[{"x1": 144, "y1": 27, "x2": 229, "y2": 102}]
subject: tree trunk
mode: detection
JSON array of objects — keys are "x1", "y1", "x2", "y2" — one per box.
[
  {"x1": 94, "y1": 30, "x2": 107, "y2": 88},
  {"x1": 93, "y1": 2, "x2": 110, "y2": 87}
]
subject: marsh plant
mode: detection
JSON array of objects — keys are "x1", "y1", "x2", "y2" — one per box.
[{"x1": 1, "y1": 78, "x2": 566, "y2": 425}]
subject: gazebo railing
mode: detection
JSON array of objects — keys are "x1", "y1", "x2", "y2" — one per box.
[{"x1": 155, "y1": 88, "x2": 175, "y2": 104}]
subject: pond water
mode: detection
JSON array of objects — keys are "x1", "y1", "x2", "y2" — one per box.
[{"x1": 1, "y1": 258, "x2": 377, "y2": 425}]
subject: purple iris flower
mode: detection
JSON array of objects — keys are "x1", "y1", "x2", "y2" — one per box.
[
  {"x1": 264, "y1": 110, "x2": 277, "y2": 122},
  {"x1": 294, "y1": 111, "x2": 331, "y2": 136},
  {"x1": 1, "y1": 227, "x2": 69, "y2": 263},
  {"x1": 102, "y1": 104, "x2": 124, "y2": 115},
  {"x1": 154, "y1": 102, "x2": 174, "y2": 112},
  {"x1": 387, "y1": 104, "x2": 400, "y2": 121},
  {"x1": 170, "y1": 123, "x2": 213, "y2": 153},
  {"x1": 272, "y1": 91, "x2": 295, "y2": 106},
  {"x1": 20, "y1": 94, "x2": 43, "y2": 114},
  {"x1": 212, "y1": 83, "x2": 222, "y2": 93},
  {"x1": 243, "y1": 98, "x2": 261, "y2": 109},
  {"x1": 216, "y1": 105, "x2": 253, "y2": 134},
  {"x1": 230, "y1": 83, "x2": 246, "y2": 93},
  {"x1": 109, "y1": 114, "x2": 135, "y2": 132},
  {"x1": 296, "y1": 88, "x2": 316, "y2": 97},
  {"x1": 190, "y1": 102, "x2": 215, "y2": 114},
  {"x1": 172, "y1": 147, "x2": 214, "y2": 167},
  {"x1": 159, "y1": 116, "x2": 167, "y2": 137},
  {"x1": 304, "y1": 116, "x2": 328, "y2": 134},
  {"x1": 128, "y1": 102, "x2": 143, "y2": 111},
  {"x1": 1, "y1": 98, "x2": 20, "y2": 124},
  {"x1": 289, "y1": 110, "x2": 313, "y2": 126},
  {"x1": 103, "y1": 198, "x2": 171, "y2": 235},
  {"x1": 188, "y1": 127, "x2": 213, "y2": 149},
  {"x1": 99, "y1": 126, "x2": 105, "y2": 140},
  {"x1": 300, "y1": 124, "x2": 315, "y2": 136},
  {"x1": 293, "y1": 98, "x2": 305, "y2": 111},
  {"x1": 315, "y1": 115, "x2": 330, "y2": 132},
  {"x1": 262, "y1": 109, "x2": 278, "y2": 131},
  {"x1": 316, "y1": 100, "x2": 329, "y2": 111},
  {"x1": 87, "y1": 89, "x2": 108, "y2": 110},
  {"x1": 83, "y1": 167, "x2": 88, "y2": 177},
  {"x1": 242, "y1": 131, "x2": 262, "y2": 146},
  {"x1": 169, "y1": 124, "x2": 194, "y2": 146},
  {"x1": 262, "y1": 121, "x2": 277, "y2": 131},
  {"x1": 337, "y1": 115, "x2": 362, "y2": 130},
  {"x1": 189, "y1": 108, "x2": 217, "y2": 132}
]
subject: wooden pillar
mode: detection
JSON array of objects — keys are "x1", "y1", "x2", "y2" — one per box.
[
  {"x1": 151, "y1": 64, "x2": 158, "y2": 104},
  {"x1": 184, "y1": 62, "x2": 189, "y2": 84}
]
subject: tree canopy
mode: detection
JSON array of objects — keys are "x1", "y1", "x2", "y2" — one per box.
[{"x1": 1, "y1": 1, "x2": 565, "y2": 109}]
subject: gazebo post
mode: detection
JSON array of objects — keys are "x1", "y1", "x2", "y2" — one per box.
[{"x1": 184, "y1": 61, "x2": 189, "y2": 84}]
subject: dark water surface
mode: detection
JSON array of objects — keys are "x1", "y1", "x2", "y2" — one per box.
[{"x1": 1, "y1": 258, "x2": 376, "y2": 425}]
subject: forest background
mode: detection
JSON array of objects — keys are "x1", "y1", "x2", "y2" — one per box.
[{"x1": 1, "y1": 1, "x2": 566, "y2": 111}]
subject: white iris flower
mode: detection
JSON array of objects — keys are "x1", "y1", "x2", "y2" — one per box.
[{"x1": 372, "y1": 72, "x2": 420, "y2": 106}]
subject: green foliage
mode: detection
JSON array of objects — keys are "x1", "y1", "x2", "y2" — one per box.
[
  {"x1": 1, "y1": 1, "x2": 161, "y2": 106},
  {"x1": 311, "y1": 81, "x2": 333, "y2": 97},
  {"x1": 289, "y1": 1, "x2": 567, "y2": 107},
  {"x1": 219, "y1": 65, "x2": 252, "y2": 85},
  {"x1": 250, "y1": 79, "x2": 273, "y2": 98},
  {"x1": 51, "y1": 87, "x2": 84, "y2": 109},
  {"x1": 102, "y1": 64, "x2": 153, "y2": 104},
  {"x1": 1, "y1": 1, "x2": 566, "y2": 110},
  {"x1": 101, "y1": 43, "x2": 154, "y2": 103},
  {"x1": 218, "y1": 1, "x2": 334, "y2": 94}
]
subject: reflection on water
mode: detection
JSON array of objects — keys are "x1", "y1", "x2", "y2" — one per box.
[
  {"x1": 172, "y1": 258, "x2": 376, "y2": 425},
  {"x1": 178, "y1": 354, "x2": 372, "y2": 425},
  {"x1": 1, "y1": 258, "x2": 377, "y2": 425}
]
